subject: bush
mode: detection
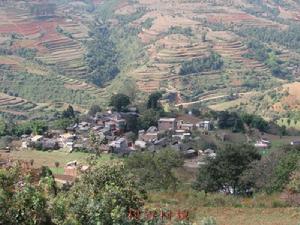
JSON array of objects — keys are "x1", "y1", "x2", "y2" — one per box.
[
  {"x1": 200, "y1": 217, "x2": 217, "y2": 225},
  {"x1": 180, "y1": 52, "x2": 223, "y2": 75}
]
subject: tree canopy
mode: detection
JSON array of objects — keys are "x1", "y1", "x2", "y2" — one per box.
[
  {"x1": 180, "y1": 52, "x2": 223, "y2": 75},
  {"x1": 110, "y1": 93, "x2": 130, "y2": 112},
  {"x1": 147, "y1": 92, "x2": 162, "y2": 110},
  {"x1": 86, "y1": 25, "x2": 120, "y2": 87},
  {"x1": 125, "y1": 149, "x2": 184, "y2": 190},
  {"x1": 194, "y1": 144, "x2": 261, "y2": 194}
]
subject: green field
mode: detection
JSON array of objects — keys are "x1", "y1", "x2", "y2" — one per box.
[
  {"x1": 2, "y1": 149, "x2": 112, "y2": 173},
  {"x1": 147, "y1": 191, "x2": 300, "y2": 225}
]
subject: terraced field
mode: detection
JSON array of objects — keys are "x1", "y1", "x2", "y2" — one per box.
[
  {"x1": 0, "y1": 92, "x2": 37, "y2": 116},
  {"x1": 0, "y1": 0, "x2": 299, "y2": 119},
  {"x1": 0, "y1": 1, "x2": 110, "y2": 117},
  {"x1": 116, "y1": 0, "x2": 300, "y2": 118}
]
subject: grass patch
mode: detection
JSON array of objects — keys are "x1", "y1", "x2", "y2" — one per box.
[
  {"x1": 2, "y1": 149, "x2": 111, "y2": 168},
  {"x1": 146, "y1": 190, "x2": 300, "y2": 224},
  {"x1": 50, "y1": 167, "x2": 64, "y2": 175}
]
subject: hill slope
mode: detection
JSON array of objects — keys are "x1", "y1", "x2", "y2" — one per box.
[{"x1": 0, "y1": 0, "x2": 299, "y2": 120}]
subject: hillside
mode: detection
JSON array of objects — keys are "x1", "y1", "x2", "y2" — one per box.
[{"x1": 0, "y1": 0, "x2": 299, "y2": 121}]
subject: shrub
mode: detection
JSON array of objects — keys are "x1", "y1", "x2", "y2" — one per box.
[{"x1": 200, "y1": 217, "x2": 217, "y2": 225}]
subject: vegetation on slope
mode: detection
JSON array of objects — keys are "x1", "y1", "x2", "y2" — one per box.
[
  {"x1": 0, "y1": 71, "x2": 96, "y2": 105},
  {"x1": 179, "y1": 52, "x2": 224, "y2": 75},
  {"x1": 85, "y1": 24, "x2": 120, "y2": 87}
]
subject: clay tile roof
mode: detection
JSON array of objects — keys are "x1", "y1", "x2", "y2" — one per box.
[{"x1": 176, "y1": 115, "x2": 201, "y2": 124}]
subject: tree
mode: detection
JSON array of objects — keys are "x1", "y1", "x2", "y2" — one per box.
[
  {"x1": 191, "y1": 108, "x2": 201, "y2": 117},
  {"x1": 242, "y1": 145, "x2": 300, "y2": 193},
  {"x1": 125, "y1": 114, "x2": 138, "y2": 133},
  {"x1": 51, "y1": 161, "x2": 146, "y2": 225},
  {"x1": 217, "y1": 111, "x2": 244, "y2": 132},
  {"x1": 194, "y1": 144, "x2": 261, "y2": 194},
  {"x1": 0, "y1": 165, "x2": 55, "y2": 225},
  {"x1": 31, "y1": 120, "x2": 48, "y2": 135},
  {"x1": 54, "y1": 161, "x2": 60, "y2": 174},
  {"x1": 110, "y1": 93, "x2": 130, "y2": 112},
  {"x1": 88, "y1": 105, "x2": 101, "y2": 117},
  {"x1": 30, "y1": 3, "x2": 56, "y2": 17},
  {"x1": 147, "y1": 92, "x2": 162, "y2": 110},
  {"x1": 86, "y1": 24, "x2": 120, "y2": 87},
  {"x1": 62, "y1": 105, "x2": 75, "y2": 119},
  {"x1": 179, "y1": 52, "x2": 223, "y2": 75},
  {"x1": 13, "y1": 120, "x2": 48, "y2": 136},
  {"x1": 240, "y1": 148, "x2": 285, "y2": 193},
  {"x1": 125, "y1": 148, "x2": 184, "y2": 190},
  {"x1": 0, "y1": 119, "x2": 8, "y2": 136},
  {"x1": 201, "y1": 31, "x2": 207, "y2": 42},
  {"x1": 137, "y1": 109, "x2": 160, "y2": 130},
  {"x1": 51, "y1": 118, "x2": 75, "y2": 130},
  {"x1": 273, "y1": 151, "x2": 300, "y2": 192},
  {"x1": 30, "y1": 159, "x2": 34, "y2": 166}
]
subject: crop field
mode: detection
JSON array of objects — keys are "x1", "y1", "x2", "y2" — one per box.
[
  {"x1": 0, "y1": 1, "x2": 110, "y2": 117},
  {"x1": 113, "y1": 0, "x2": 300, "y2": 118},
  {"x1": 1, "y1": 149, "x2": 112, "y2": 171},
  {"x1": 0, "y1": 0, "x2": 299, "y2": 119}
]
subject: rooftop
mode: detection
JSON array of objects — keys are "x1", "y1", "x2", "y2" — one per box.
[{"x1": 159, "y1": 118, "x2": 176, "y2": 122}]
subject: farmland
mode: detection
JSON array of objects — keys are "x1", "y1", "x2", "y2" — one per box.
[
  {"x1": 1, "y1": 149, "x2": 112, "y2": 169},
  {"x1": 112, "y1": 0, "x2": 299, "y2": 120},
  {"x1": 0, "y1": 0, "x2": 299, "y2": 120}
]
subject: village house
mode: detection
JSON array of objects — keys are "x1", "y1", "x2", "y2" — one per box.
[
  {"x1": 176, "y1": 114, "x2": 200, "y2": 131},
  {"x1": 109, "y1": 138, "x2": 130, "y2": 154},
  {"x1": 55, "y1": 161, "x2": 89, "y2": 185},
  {"x1": 138, "y1": 126, "x2": 159, "y2": 142},
  {"x1": 197, "y1": 120, "x2": 212, "y2": 131},
  {"x1": 172, "y1": 129, "x2": 191, "y2": 140},
  {"x1": 134, "y1": 140, "x2": 147, "y2": 150},
  {"x1": 158, "y1": 118, "x2": 177, "y2": 131},
  {"x1": 148, "y1": 137, "x2": 168, "y2": 151},
  {"x1": 59, "y1": 133, "x2": 76, "y2": 151},
  {"x1": 78, "y1": 122, "x2": 90, "y2": 132}
]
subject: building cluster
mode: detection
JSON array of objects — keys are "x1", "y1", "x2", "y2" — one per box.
[
  {"x1": 135, "y1": 115, "x2": 212, "y2": 154},
  {"x1": 21, "y1": 111, "x2": 213, "y2": 157}
]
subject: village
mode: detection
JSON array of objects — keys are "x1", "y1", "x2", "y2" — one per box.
[
  {"x1": 20, "y1": 109, "x2": 214, "y2": 156},
  {"x1": 1, "y1": 101, "x2": 300, "y2": 187}
]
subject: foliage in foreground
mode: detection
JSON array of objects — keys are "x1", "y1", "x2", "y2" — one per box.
[
  {"x1": 0, "y1": 161, "x2": 147, "y2": 225},
  {"x1": 125, "y1": 148, "x2": 184, "y2": 190},
  {"x1": 194, "y1": 144, "x2": 261, "y2": 194},
  {"x1": 51, "y1": 161, "x2": 146, "y2": 225}
]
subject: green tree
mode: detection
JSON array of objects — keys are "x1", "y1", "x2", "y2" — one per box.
[
  {"x1": 62, "y1": 105, "x2": 75, "y2": 119},
  {"x1": 125, "y1": 149, "x2": 184, "y2": 190},
  {"x1": 51, "y1": 161, "x2": 146, "y2": 225},
  {"x1": 147, "y1": 92, "x2": 162, "y2": 110},
  {"x1": 138, "y1": 109, "x2": 160, "y2": 130},
  {"x1": 194, "y1": 144, "x2": 261, "y2": 194},
  {"x1": 86, "y1": 24, "x2": 120, "y2": 87},
  {"x1": 13, "y1": 120, "x2": 48, "y2": 136},
  {"x1": 180, "y1": 52, "x2": 223, "y2": 75},
  {"x1": 125, "y1": 114, "x2": 138, "y2": 133},
  {"x1": 273, "y1": 151, "x2": 300, "y2": 192},
  {"x1": 51, "y1": 118, "x2": 75, "y2": 130},
  {"x1": 88, "y1": 104, "x2": 101, "y2": 117},
  {"x1": 0, "y1": 119, "x2": 7, "y2": 136},
  {"x1": 0, "y1": 166, "x2": 55, "y2": 225},
  {"x1": 110, "y1": 93, "x2": 130, "y2": 112}
]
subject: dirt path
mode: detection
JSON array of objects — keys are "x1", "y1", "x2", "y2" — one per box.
[{"x1": 175, "y1": 94, "x2": 229, "y2": 107}]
